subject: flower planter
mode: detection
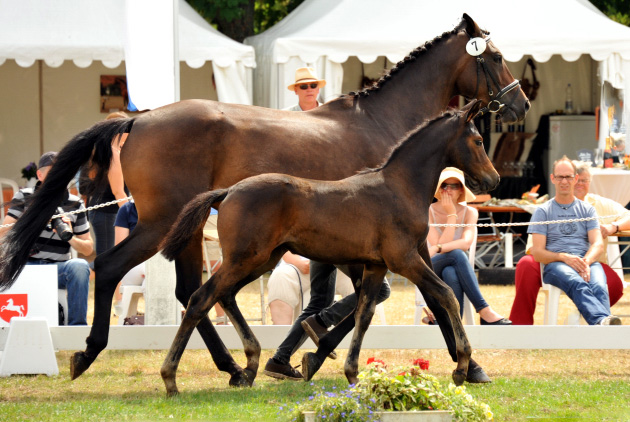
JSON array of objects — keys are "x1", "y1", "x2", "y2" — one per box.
[{"x1": 303, "y1": 410, "x2": 453, "y2": 422}]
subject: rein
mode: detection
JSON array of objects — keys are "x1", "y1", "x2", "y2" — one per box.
[{"x1": 471, "y1": 37, "x2": 521, "y2": 116}]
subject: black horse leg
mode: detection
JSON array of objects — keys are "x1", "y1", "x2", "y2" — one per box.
[
  {"x1": 173, "y1": 239, "x2": 251, "y2": 388},
  {"x1": 417, "y1": 245, "x2": 489, "y2": 383},
  {"x1": 70, "y1": 225, "x2": 160, "y2": 380}
]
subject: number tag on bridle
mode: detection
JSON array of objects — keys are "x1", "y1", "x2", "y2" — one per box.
[{"x1": 466, "y1": 37, "x2": 487, "y2": 56}]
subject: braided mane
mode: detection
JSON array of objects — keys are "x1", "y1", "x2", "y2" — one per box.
[{"x1": 345, "y1": 18, "x2": 489, "y2": 98}]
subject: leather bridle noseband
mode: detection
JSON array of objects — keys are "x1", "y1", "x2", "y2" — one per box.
[{"x1": 471, "y1": 36, "x2": 521, "y2": 116}]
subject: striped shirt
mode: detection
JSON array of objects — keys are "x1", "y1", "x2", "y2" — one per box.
[{"x1": 8, "y1": 187, "x2": 90, "y2": 262}]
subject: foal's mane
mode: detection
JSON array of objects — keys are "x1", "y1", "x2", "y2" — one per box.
[
  {"x1": 345, "y1": 17, "x2": 489, "y2": 98},
  {"x1": 356, "y1": 110, "x2": 458, "y2": 175}
]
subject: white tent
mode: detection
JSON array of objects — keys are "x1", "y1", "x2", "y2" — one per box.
[
  {"x1": 0, "y1": 0, "x2": 255, "y2": 181},
  {"x1": 246, "y1": 0, "x2": 630, "y2": 139}
]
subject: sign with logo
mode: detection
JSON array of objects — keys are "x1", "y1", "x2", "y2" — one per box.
[{"x1": 0, "y1": 266, "x2": 57, "y2": 327}]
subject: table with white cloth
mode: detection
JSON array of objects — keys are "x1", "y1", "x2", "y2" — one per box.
[{"x1": 589, "y1": 168, "x2": 630, "y2": 207}]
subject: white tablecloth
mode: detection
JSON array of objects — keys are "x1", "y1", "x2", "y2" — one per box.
[{"x1": 589, "y1": 168, "x2": 630, "y2": 207}]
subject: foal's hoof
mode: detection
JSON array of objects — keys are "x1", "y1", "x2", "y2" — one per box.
[
  {"x1": 69, "y1": 351, "x2": 92, "y2": 380},
  {"x1": 166, "y1": 387, "x2": 180, "y2": 397},
  {"x1": 466, "y1": 364, "x2": 492, "y2": 384},
  {"x1": 301, "y1": 352, "x2": 322, "y2": 382},
  {"x1": 229, "y1": 369, "x2": 256, "y2": 388},
  {"x1": 452, "y1": 369, "x2": 467, "y2": 386}
]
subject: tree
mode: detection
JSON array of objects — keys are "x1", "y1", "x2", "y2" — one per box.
[
  {"x1": 590, "y1": 0, "x2": 630, "y2": 26},
  {"x1": 186, "y1": 0, "x2": 305, "y2": 42}
]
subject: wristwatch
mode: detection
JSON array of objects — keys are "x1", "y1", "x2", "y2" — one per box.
[{"x1": 612, "y1": 222, "x2": 620, "y2": 234}]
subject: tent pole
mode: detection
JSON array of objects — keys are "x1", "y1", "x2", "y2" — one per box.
[{"x1": 38, "y1": 60, "x2": 43, "y2": 155}]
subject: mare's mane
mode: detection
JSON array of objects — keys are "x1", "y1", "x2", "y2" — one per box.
[
  {"x1": 356, "y1": 110, "x2": 458, "y2": 175},
  {"x1": 345, "y1": 18, "x2": 489, "y2": 98}
]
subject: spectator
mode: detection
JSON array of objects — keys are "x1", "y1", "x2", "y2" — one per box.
[
  {"x1": 284, "y1": 67, "x2": 326, "y2": 111},
  {"x1": 424, "y1": 167, "x2": 510, "y2": 325},
  {"x1": 510, "y1": 160, "x2": 630, "y2": 324},
  {"x1": 0, "y1": 152, "x2": 93, "y2": 325},
  {"x1": 525, "y1": 156, "x2": 621, "y2": 325}
]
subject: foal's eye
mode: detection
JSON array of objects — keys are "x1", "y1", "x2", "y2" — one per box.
[
  {"x1": 475, "y1": 139, "x2": 483, "y2": 146},
  {"x1": 493, "y1": 54, "x2": 503, "y2": 64}
]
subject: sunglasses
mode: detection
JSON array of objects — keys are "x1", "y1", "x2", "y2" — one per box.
[
  {"x1": 440, "y1": 183, "x2": 462, "y2": 190},
  {"x1": 299, "y1": 83, "x2": 319, "y2": 90}
]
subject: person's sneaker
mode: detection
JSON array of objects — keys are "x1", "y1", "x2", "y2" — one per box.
[
  {"x1": 263, "y1": 359, "x2": 303, "y2": 381},
  {"x1": 301, "y1": 315, "x2": 337, "y2": 360},
  {"x1": 600, "y1": 315, "x2": 622, "y2": 325}
]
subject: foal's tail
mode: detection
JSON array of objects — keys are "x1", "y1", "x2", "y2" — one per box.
[
  {"x1": 161, "y1": 189, "x2": 229, "y2": 261},
  {"x1": 0, "y1": 117, "x2": 135, "y2": 290}
]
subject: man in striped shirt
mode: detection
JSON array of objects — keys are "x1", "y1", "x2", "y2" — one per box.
[{"x1": 0, "y1": 152, "x2": 93, "y2": 325}]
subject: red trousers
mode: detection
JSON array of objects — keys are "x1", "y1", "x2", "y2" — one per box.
[{"x1": 509, "y1": 254, "x2": 624, "y2": 325}]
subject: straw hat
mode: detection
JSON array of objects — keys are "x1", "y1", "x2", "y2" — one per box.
[
  {"x1": 287, "y1": 67, "x2": 327, "y2": 91},
  {"x1": 434, "y1": 167, "x2": 476, "y2": 203}
]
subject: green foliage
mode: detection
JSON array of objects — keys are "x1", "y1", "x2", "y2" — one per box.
[
  {"x1": 283, "y1": 361, "x2": 493, "y2": 422},
  {"x1": 254, "y1": 0, "x2": 304, "y2": 34},
  {"x1": 186, "y1": 0, "x2": 249, "y2": 23},
  {"x1": 590, "y1": 0, "x2": 630, "y2": 26}
]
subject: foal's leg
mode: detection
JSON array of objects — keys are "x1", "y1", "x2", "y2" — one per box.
[
  {"x1": 71, "y1": 225, "x2": 159, "y2": 380},
  {"x1": 173, "y1": 236, "x2": 252, "y2": 388},
  {"x1": 398, "y1": 255, "x2": 471, "y2": 386}
]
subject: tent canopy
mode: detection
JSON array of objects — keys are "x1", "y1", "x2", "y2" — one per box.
[
  {"x1": 246, "y1": 0, "x2": 630, "y2": 110},
  {"x1": 0, "y1": 0, "x2": 255, "y2": 70}
]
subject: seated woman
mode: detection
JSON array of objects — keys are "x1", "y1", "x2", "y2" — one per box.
[
  {"x1": 426, "y1": 167, "x2": 511, "y2": 325},
  {"x1": 268, "y1": 251, "x2": 354, "y2": 325}
]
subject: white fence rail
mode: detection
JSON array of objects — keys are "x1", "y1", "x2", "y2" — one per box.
[{"x1": 2, "y1": 325, "x2": 629, "y2": 351}]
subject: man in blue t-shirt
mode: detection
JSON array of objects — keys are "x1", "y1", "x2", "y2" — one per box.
[{"x1": 529, "y1": 156, "x2": 621, "y2": 325}]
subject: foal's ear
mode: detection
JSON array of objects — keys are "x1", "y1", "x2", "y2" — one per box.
[
  {"x1": 463, "y1": 99, "x2": 482, "y2": 123},
  {"x1": 462, "y1": 13, "x2": 482, "y2": 37}
]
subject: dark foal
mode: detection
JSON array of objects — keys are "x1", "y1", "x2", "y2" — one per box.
[
  {"x1": 0, "y1": 14, "x2": 527, "y2": 386},
  {"x1": 160, "y1": 100, "x2": 499, "y2": 396}
]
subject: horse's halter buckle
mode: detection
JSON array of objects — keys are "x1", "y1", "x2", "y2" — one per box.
[{"x1": 469, "y1": 37, "x2": 521, "y2": 116}]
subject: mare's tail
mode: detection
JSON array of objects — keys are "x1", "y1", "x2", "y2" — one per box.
[
  {"x1": 161, "y1": 189, "x2": 229, "y2": 261},
  {"x1": 0, "y1": 118, "x2": 135, "y2": 290}
]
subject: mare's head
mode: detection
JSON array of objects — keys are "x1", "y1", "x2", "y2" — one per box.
[
  {"x1": 443, "y1": 100, "x2": 500, "y2": 194},
  {"x1": 452, "y1": 14, "x2": 530, "y2": 123}
]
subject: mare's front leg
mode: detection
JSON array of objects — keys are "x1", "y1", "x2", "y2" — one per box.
[
  {"x1": 397, "y1": 252, "x2": 471, "y2": 386},
  {"x1": 71, "y1": 226, "x2": 158, "y2": 380}
]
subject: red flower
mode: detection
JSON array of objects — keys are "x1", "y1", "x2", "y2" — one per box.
[
  {"x1": 367, "y1": 357, "x2": 386, "y2": 366},
  {"x1": 412, "y1": 358, "x2": 430, "y2": 370},
  {"x1": 398, "y1": 371, "x2": 407, "y2": 376}
]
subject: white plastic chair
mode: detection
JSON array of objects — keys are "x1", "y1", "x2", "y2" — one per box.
[
  {"x1": 414, "y1": 230, "x2": 477, "y2": 325},
  {"x1": 540, "y1": 263, "x2": 585, "y2": 325},
  {"x1": 118, "y1": 284, "x2": 145, "y2": 325},
  {"x1": 0, "y1": 178, "x2": 19, "y2": 221}
]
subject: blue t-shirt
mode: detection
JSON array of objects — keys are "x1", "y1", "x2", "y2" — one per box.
[
  {"x1": 528, "y1": 198, "x2": 599, "y2": 258},
  {"x1": 114, "y1": 201, "x2": 138, "y2": 232}
]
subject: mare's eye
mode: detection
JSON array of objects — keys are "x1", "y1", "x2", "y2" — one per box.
[
  {"x1": 475, "y1": 139, "x2": 483, "y2": 146},
  {"x1": 493, "y1": 54, "x2": 503, "y2": 64}
]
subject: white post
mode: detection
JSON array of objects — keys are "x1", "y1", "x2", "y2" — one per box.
[
  {"x1": 504, "y1": 233, "x2": 513, "y2": 268},
  {"x1": 144, "y1": 254, "x2": 179, "y2": 325}
]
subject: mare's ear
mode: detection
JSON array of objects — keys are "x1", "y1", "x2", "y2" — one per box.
[
  {"x1": 462, "y1": 13, "x2": 482, "y2": 37},
  {"x1": 463, "y1": 99, "x2": 482, "y2": 123}
]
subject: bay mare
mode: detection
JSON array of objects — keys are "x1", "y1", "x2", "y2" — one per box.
[
  {"x1": 159, "y1": 101, "x2": 498, "y2": 395},
  {"x1": 0, "y1": 14, "x2": 528, "y2": 385}
]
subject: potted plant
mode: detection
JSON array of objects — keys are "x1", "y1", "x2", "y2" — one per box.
[
  {"x1": 21, "y1": 162, "x2": 37, "y2": 188},
  {"x1": 283, "y1": 358, "x2": 493, "y2": 422}
]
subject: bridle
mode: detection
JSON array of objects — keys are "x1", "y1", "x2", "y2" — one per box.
[{"x1": 470, "y1": 36, "x2": 521, "y2": 116}]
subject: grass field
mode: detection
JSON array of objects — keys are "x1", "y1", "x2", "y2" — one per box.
[{"x1": 2, "y1": 277, "x2": 630, "y2": 421}]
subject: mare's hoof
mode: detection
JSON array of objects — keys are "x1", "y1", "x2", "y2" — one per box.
[
  {"x1": 452, "y1": 369, "x2": 466, "y2": 386},
  {"x1": 70, "y1": 352, "x2": 92, "y2": 380},
  {"x1": 301, "y1": 352, "x2": 322, "y2": 382},
  {"x1": 166, "y1": 387, "x2": 180, "y2": 397},
  {"x1": 466, "y1": 364, "x2": 492, "y2": 384},
  {"x1": 229, "y1": 369, "x2": 256, "y2": 387}
]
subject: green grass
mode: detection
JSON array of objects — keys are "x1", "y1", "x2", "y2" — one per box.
[{"x1": 1, "y1": 349, "x2": 630, "y2": 421}]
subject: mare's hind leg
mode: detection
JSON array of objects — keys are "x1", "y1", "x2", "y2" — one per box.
[
  {"x1": 396, "y1": 253, "x2": 471, "y2": 386},
  {"x1": 71, "y1": 225, "x2": 160, "y2": 380}
]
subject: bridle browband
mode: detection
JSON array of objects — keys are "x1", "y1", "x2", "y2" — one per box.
[{"x1": 470, "y1": 36, "x2": 521, "y2": 116}]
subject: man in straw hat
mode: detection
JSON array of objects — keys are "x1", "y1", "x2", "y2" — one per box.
[{"x1": 284, "y1": 67, "x2": 326, "y2": 111}]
